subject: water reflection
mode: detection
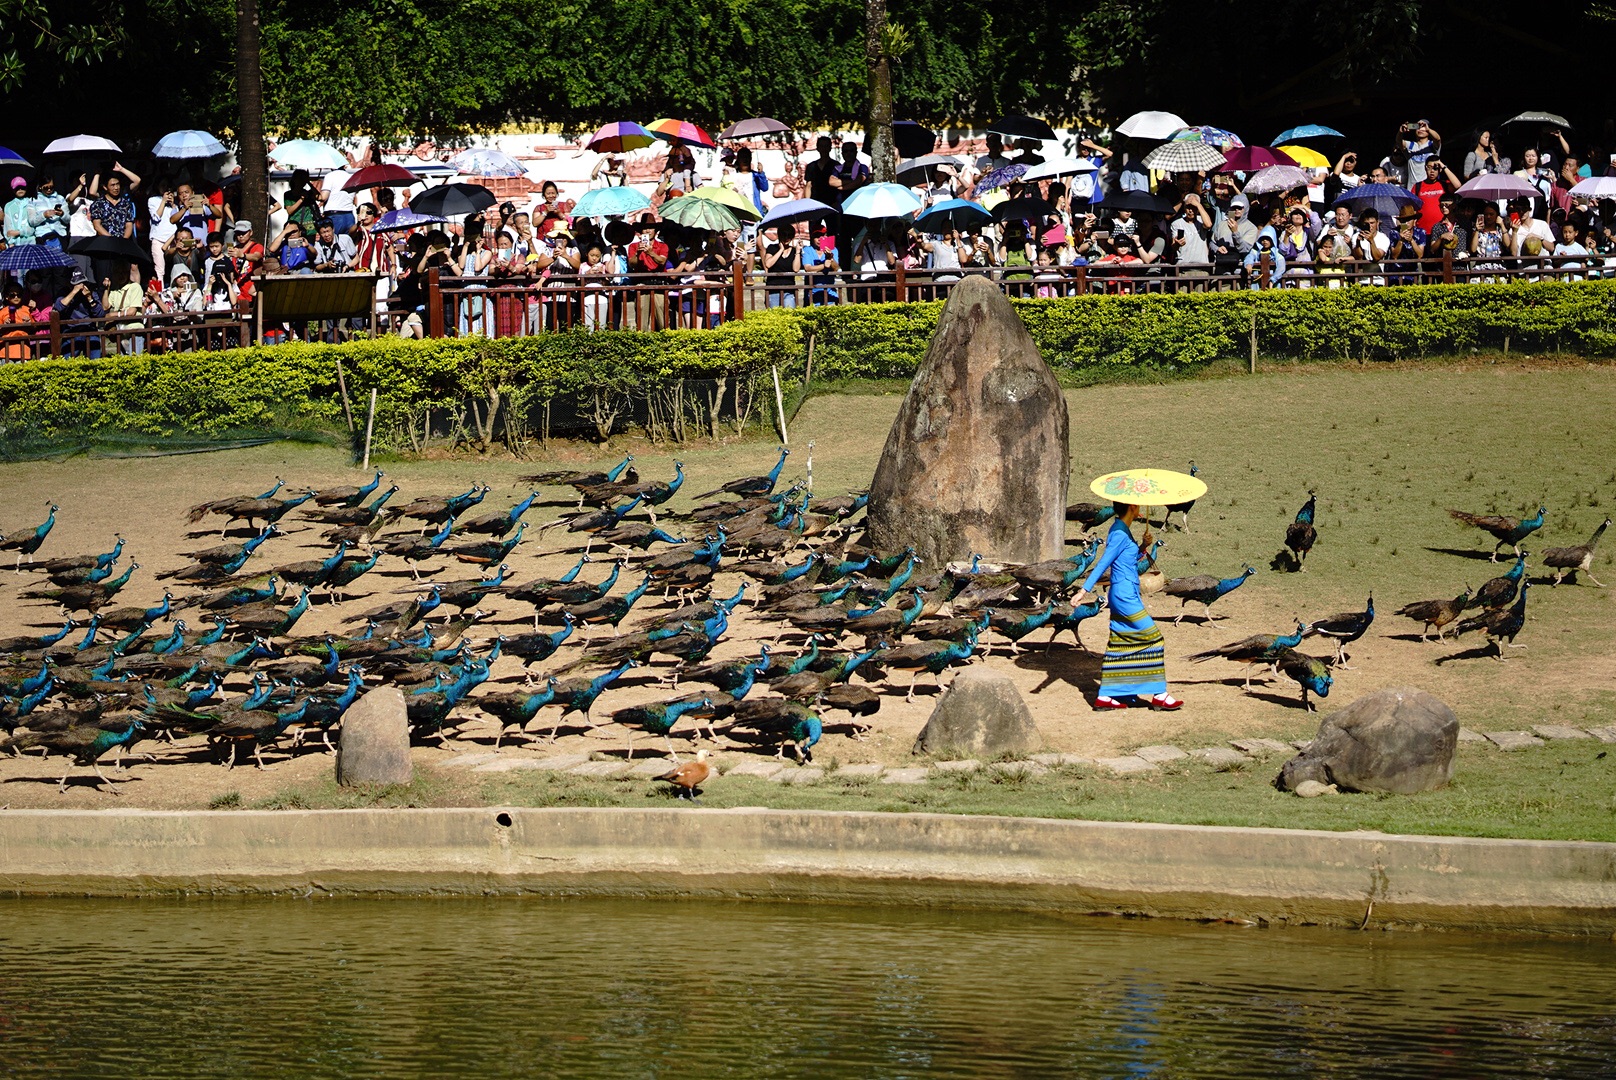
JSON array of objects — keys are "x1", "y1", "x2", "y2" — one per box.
[{"x1": 2, "y1": 898, "x2": 1613, "y2": 1078}]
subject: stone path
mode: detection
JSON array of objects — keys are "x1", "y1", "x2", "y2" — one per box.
[{"x1": 436, "y1": 721, "x2": 1607, "y2": 789}]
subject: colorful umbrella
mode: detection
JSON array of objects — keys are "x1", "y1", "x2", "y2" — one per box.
[
  {"x1": 0, "y1": 145, "x2": 29, "y2": 167},
  {"x1": 1142, "y1": 139, "x2": 1227, "y2": 172},
  {"x1": 975, "y1": 163, "x2": 1028, "y2": 193},
  {"x1": 1090, "y1": 469, "x2": 1207, "y2": 507},
  {"x1": 657, "y1": 194, "x2": 741, "y2": 231},
  {"x1": 1221, "y1": 146, "x2": 1297, "y2": 172},
  {"x1": 1276, "y1": 145, "x2": 1330, "y2": 169},
  {"x1": 1241, "y1": 165, "x2": 1312, "y2": 196},
  {"x1": 587, "y1": 122, "x2": 655, "y2": 154},
  {"x1": 987, "y1": 114, "x2": 1057, "y2": 142},
  {"x1": 839, "y1": 182, "x2": 923, "y2": 220},
  {"x1": 914, "y1": 199, "x2": 991, "y2": 233},
  {"x1": 572, "y1": 186, "x2": 653, "y2": 219},
  {"x1": 0, "y1": 244, "x2": 76, "y2": 272},
  {"x1": 1454, "y1": 174, "x2": 1540, "y2": 201},
  {"x1": 1331, "y1": 183, "x2": 1421, "y2": 220},
  {"x1": 408, "y1": 182, "x2": 496, "y2": 218},
  {"x1": 43, "y1": 134, "x2": 120, "y2": 155},
  {"x1": 1172, "y1": 125, "x2": 1244, "y2": 149},
  {"x1": 448, "y1": 147, "x2": 527, "y2": 177},
  {"x1": 647, "y1": 119, "x2": 716, "y2": 148},
  {"x1": 1272, "y1": 124, "x2": 1343, "y2": 144},
  {"x1": 718, "y1": 117, "x2": 790, "y2": 140},
  {"x1": 342, "y1": 163, "x2": 418, "y2": 191},
  {"x1": 757, "y1": 198, "x2": 838, "y2": 229},
  {"x1": 688, "y1": 184, "x2": 761, "y2": 221},
  {"x1": 370, "y1": 208, "x2": 449, "y2": 234},
  {"x1": 269, "y1": 139, "x2": 347, "y2": 171},
  {"x1": 1116, "y1": 111, "x2": 1187, "y2": 140},
  {"x1": 153, "y1": 130, "x2": 226, "y2": 159}
]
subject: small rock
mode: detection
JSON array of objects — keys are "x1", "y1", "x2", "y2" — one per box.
[
  {"x1": 1277, "y1": 687, "x2": 1460, "y2": 794},
  {"x1": 472, "y1": 759, "x2": 550, "y2": 773},
  {"x1": 882, "y1": 767, "x2": 931, "y2": 784},
  {"x1": 1290, "y1": 740, "x2": 1313, "y2": 751},
  {"x1": 1133, "y1": 744, "x2": 1188, "y2": 763},
  {"x1": 1456, "y1": 728, "x2": 1489, "y2": 744},
  {"x1": 992, "y1": 760, "x2": 1049, "y2": 777},
  {"x1": 834, "y1": 763, "x2": 885, "y2": 779},
  {"x1": 569, "y1": 760, "x2": 632, "y2": 778},
  {"x1": 434, "y1": 752, "x2": 503, "y2": 769},
  {"x1": 725, "y1": 759, "x2": 786, "y2": 779},
  {"x1": 525, "y1": 753, "x2": 594, "y2": 772},
  {"x1": 1586, "y1": 726, "x2": 1616, "y2": 744},
  {"x1": 932, "y1": 758, "x2": 983, "y2": 773},
  {"x1": 1029, "y1": 752, "x2": 1091, "y2": 767},
  {"x1": 1294, "y1": 780, "x2": 1338, "y2": 798},
  {"x1": 626, "y1": 758, "x2": 679, "y2": 778},
  {"x1": 1094, "y1": 756, "x2": 1156, "y2": 775},
  {"x1": 1191, "y1": 747, "x2": 1251, "y2": 769},
  {"x1": 911, "y1": 668, "x2": 1043, "y2": 758},
  {"x1": 1532, "y1": 724, "x2": 1592, "y2": 741},
  {"x1": 769, "y1": 766, "x2": 823, "y2": 784},
  {"x1": 337, "y1": 687, "x2": 412, "y2": 787},
  {"x1": 1485, "y1": 730, "x2": 1545, "y2": 751}
]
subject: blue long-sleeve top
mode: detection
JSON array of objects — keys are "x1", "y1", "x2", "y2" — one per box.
[{"x1": 1081, "y1": 516, "x2": 1144, "y2": 617}]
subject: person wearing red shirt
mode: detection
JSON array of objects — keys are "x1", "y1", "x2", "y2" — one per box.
[
  {"x1": 1412, "y1": 157, "x2": 1460, "y2": 231},
  {"x1": 628, "y1": 213, "x2": 669, "y2": 330},
  {"x1": 227, "y1": 219, "x2": 265, "y2": 311}
]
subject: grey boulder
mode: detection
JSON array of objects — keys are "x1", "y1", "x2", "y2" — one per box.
[
  {"x1": 337, "y1": 686, "x2": 412, "y2": 787},
  {"x1": 1276, "y1": 687, "x2": 1458, "y2": 795},
  {"x1": 865, "y1": 274, "x2": 1070, "y2": 566},
  {"x1": 912, "y1": 667, "x2": 1043, "y2": 758}
]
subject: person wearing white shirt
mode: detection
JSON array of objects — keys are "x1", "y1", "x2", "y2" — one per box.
[
  {"x1": 148, "y1": 183, "x2": 180, "y2": 283},
  {"x1": 322, "y1": 170, "x2": 357, "y2": 235},
  {"x1": 1509, "y1": 199, "x2": 1554, "y2": 257}
]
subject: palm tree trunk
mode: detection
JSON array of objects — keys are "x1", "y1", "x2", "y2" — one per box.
[
  {"x1": 235, "y1": 0, "x2": 269, "y2": 231},
  {"x1": 864, "y1": 0, "x2": 896, "y2": 184}
]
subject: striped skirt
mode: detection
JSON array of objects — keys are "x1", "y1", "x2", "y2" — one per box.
[{"x1": 1099, "y1": 607, "x2": 1168, "y2": 698}]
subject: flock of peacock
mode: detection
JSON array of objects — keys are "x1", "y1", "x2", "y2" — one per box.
[{"x1": 0, "y1": 448, "x2": 1608, "y2": 795}]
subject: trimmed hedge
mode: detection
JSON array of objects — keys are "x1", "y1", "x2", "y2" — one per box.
[{"x1": 3, "y1": 281, "x2": 1613, "y2": 454}]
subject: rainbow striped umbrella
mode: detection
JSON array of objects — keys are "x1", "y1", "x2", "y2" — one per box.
[
  {"x1": 587, "y1": 122, "x2": 655, "y2": 153},
  {"x1": 647, "y1": 118, "x2": 716, "y2": 148}
]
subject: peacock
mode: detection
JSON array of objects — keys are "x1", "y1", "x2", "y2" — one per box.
[
  {"x1": 501, "y1": 554, "x2": 590, "y2": 608},
  {"x1": 1163, "y1": 566, "x2": 1255, "y2": 625},
  {"x1": 324, "y1": 553, "x2": 381, "y2": 601},
  {"x1": 549, "y1": 659, "x2": 638, "y2": 733},
  {"x1": 445, "y1": 520, "x2": 528, "y2": 566},
  {"x1": 344, "y1": 585, "x2": 442, "y2": 631},
  {"x1": 1065, "y1": 501, "x2": 1116, "y2": 533},
  {"x1": 988, "y1": 600, "x2": 1062, "y2": 656},
  {"x1": 1045, "y1": 597, "x2": 1104, "y2": 653},
  {"x1": 457, "y1": 491, "x2": 542, "y2": 538},
  {"x1": 390, "y1": 484, "x2": 488, "y2": 529},
  {"x1": 684, "y1": 645, "x2": 773, "y2": 694},
  {"x1": 518, "y1": 453, "x2": 633, "y2": 495},
  {"x1": 1271, "y1": 650, "x2": 1333, "y2": 711},
  {"x1": 311, "y1": 469, "x2": 385, "y2": 508},
  {"x1": 475, "y1": 677, "x2": 560, "y2": 750},
  {"x1": 0, "y1": 617, "x2": 80, "y2": 656},
  {"x1": 610, "y1": 693, "x2": 714, "y2": 759},
  {"x1": 227, "y1": 588, "x2": 312, "y2": 638},
  {"x1": 97, "y1": 592, "x2": 174, "y2": 634},
  {"x1": 213, "y1": 489, "x2": 317, "y2": 535},
  {"x1": 1284, "y1": 492, "x2": 1317, "y2": 572},
  {"x1": 1163, "y1": 462, "x2": 1200, "y2": 531},
  {"x1": 1185, "y1": 621, "x2": 1308, "y2": 690},
  {"x1": 876, "y1": 614, "x2": 986, "y2": 702},
  {"x1": 2, "y1": 714, "x2": 146, "y2": 792},
  {"x1": 547, "y1": 494, "x2": 644, "y2": 539},
  {"x1": 1454, "y1": 581, "x2": 1531, "y2": 661},
  {"x1": 20, "y1": 561, "x2": 140, "y2": 613},
  {"x1": 726, "y1": 697, "x2": 823, "y2": 762},
  {"x1": 1448, "y1": 504, "x2": 1546, "y2": 561},
  {"x1": 1470, "y1": 551, "x2": 1528, "y2": 610},
  {"x1": 1302, "y1": 597, "x2": 1375, "y2": 668},
  {"x1": 504, "y1": 614, "x2": 575, "y2": 672},
  {"x1": 1541, "y1": 518, "x2": 1609, "y2": 587},
  {"x1": 304, "y1": 485, "x2": 399, "y2": 526},
  {"x1": 184, "y1": 477, "x2": 283, "y2": 523},
  {"x1": 272, "y1": 539, "x2": 352, "y2": 590},
  {"x1": 27, "y1": 534, "x2": 122, "y2": 580},
  {"x1": 0, "y1": 502, "x2": 58, "y2": 569},
  {"x1": 1394, "y1": 587, "x2": 1472, "y2": 642},
  {"x1": 379, "y1": 515, "x2": 457, "y2": 580},
  {"x1": 692, "y1": 446, "x2": 789, "y2": 502}
]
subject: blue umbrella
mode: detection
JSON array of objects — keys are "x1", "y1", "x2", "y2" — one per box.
[
  {"x1": 0, "y1": 245, "x2": 75, "y2": 272},
  {"x1": 0, "y1": 145, "x2": 30, "y2": 167},
  {"x1": 448, "y1": 148, "x2": 527, "y2": 178},
  {"x1": 153, "y1": 129, "x2": 227, "y2": 158},
  {"x1": 975, "y1": 163, "x2": 1027, "y2": 193},
  {"x1": 914, "y1": 198, "x2": 991, "y2": 233},
  {"x1": 572, "y1": 186, "x2": 653, "y2": 219},
  {"x1": 1273, "y1": 124, "x2": 1344, "y2": 144},
  {"x1": 371, "y1": 208, "x2": 448, "y2": 234},
  {"x1": 840, "y1": 183, "x2": 923, "y2": 220},
  {"x1": 1332, "y1": 182, "x2": 1420, "y2": 221},
  {"x1": 758, "y1": 198, "x2": 838, "y2": 229}
]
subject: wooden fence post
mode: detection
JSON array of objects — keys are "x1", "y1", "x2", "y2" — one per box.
[
  {"x1": 895, "y1": 262, "x2": 907, "y2": 303},
  {"x1": 48, "y1": 309, "x2": 61, "y2": 358},
  {"x1": 427, "y1": 268, "x2": 444, "y2": 339},
  {"x1": 732, "y1": 261, "x2": 745, "y2": 321},
  {"x1": 1442, "y1": 249, "x2": 1455, "y2": 285}
]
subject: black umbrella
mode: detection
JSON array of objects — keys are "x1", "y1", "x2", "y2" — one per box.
[
  {"x1": 1502, "y1": 110, "x2": 1571, "y2": 130},
  {"x1": 892, "y1": 121, "x2": 937, "y2": 160},
  {"x1": 69, "y1": 235, "x2": 152, "y2": 265},
  {"x1": 1093, "y1": 189, "x2": 1175, "y2": 214},
  {"x1": 408, "y1": 182, "x2": 496, "y2": 218},
  {"x1": 988, "y1": 114, "x2": 1057, "y2": 142},
  {"x1": 990, "y1": 195, "x2": 1057, "y2": 223}
]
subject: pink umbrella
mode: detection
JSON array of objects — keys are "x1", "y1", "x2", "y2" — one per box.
[
  {"x1": 1221, "y1": 145, "x2": 1298, "y2": 172},
  {"x1": 587, "y1": 121, "x2": 655, "y2": 153},
  {"x1": 1241, "y1": 164, "x2": 1313, "y2": 196}
]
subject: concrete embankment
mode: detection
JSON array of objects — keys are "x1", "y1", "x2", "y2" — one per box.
[{"x1": 3, "y1": 807, "x2": 1613, "y2": 935}]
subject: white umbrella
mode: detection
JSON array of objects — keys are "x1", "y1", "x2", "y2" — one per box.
[
  {"x1": 840, "y1": 182, "x2": 923, "y2": 219},
  {"x1": 1116, "y1": 111, "x2": 1188, "y2": 140},
  {"x1": 268, "y1": 139, "x2": 348, "y2": 171},
  {"x1": 1241, "y1": 164, "x2": 1312, "y2": 196},
  {"x1": 43, "y1": 134, "x2": 120, "y2": 154},
  {"x1": 1569, "y1": 176, "x2": 1616, "y2": 199},
  {"x1": 153, "y1": 130, "x2": 227, "y2": 158},
  {"x1": 1022, "y1": 157, "x2": 1099, "y2": 182}
]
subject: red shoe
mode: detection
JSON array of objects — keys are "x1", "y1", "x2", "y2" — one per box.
[
  {"x1": 1092, "y1": 696, "x2": 1129, "y2": 710},
  {"x1": 1149, "y1": 694, "x2": 1184, "y2": 711}
]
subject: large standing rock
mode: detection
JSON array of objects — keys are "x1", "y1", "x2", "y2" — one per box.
[
  {"x1": 912, "y1": 668, "x2": 1043, "y2": 758},
  {"x1": 1276, "y1": 687, "x2": 1458, "y2": 794},
  {"x1": 865, "y1": 275, "x2": 1069, "y2": 566},
  {"x1": 337, "y1": 686, "x2": 412, "y2": 787}
]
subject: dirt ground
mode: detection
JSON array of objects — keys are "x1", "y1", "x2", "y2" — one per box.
[{"x1": 3, "y1": 361, "x2": 1615, "y2": 808}]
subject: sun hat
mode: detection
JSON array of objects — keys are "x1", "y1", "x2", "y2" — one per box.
[
  {"x1": 232, "y1": 220, "x2": 253, "y2": 233},
  {"x1": 9, "y1": 176, "x2": 25, "y2": 189}
]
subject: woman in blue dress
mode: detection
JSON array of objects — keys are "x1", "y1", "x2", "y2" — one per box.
[{"x1": 1071, "y1": 502, "x2": 1182, "y2": 711}]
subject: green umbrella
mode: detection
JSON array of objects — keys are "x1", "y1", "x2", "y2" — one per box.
[{"x1": 657, "y1": 194, "x2": 741, "y2": 232}]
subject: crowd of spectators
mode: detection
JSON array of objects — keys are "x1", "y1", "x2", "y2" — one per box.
[{"x1": 4, "y1": 112, "x2": 1616, "y2": 357}]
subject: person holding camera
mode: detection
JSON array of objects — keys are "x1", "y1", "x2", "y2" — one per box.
[
  {"x1": 312, "y1": 217, "x2": 357, "y2": 273},
  {"x1": 1212, "y1": 194, "x2": 1258, "y2": 273},
  {"x1": 1400, "y1": 119, "x2": 1442, "y2": 168},
  {"x1": 627, "y1": 213, "x2": 669, "y2": 330},
  {"x1": 53, "y1": 268, "x2": 105, "y2": 356},
  {"x1": 760, "y1": 225, "x2": 801, "y2": 309},
  {"x1": 1412, "y1": 157, "x2": 1461, "y2": 231},
  {"x1": 1169, "y1": 192, "x2": 1212, "y2": 287}
]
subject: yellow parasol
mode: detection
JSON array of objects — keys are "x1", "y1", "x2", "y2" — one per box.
[
  {"x1": 688, "y1": 184, "x2": 763, "y2": 222},
  {"x1": 1276, "y1": 144, "x2": 1330, "y2": 169},
  {"x1": 1090, "y1": 468, "x2": 1207, "y2": 507}
]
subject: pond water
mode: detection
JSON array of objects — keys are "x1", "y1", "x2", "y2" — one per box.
[{"x1": 2, "y1": 897, "x2": 1613, "y2": 1078}]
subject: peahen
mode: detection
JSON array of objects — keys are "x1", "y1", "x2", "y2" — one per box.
[
  {"x1": 1454, "y1": 581, "x2": 1531, "y2": 661},
  {"x1": 1163, "y1": 566, "x2": 1255, "y2": 625},
  {"x1": 1271, "y1": 650, "x2": 1333, "y2": 711},
  {"x1": 1185, "y1": 621, "x2": 1307, "y2": 689},
  {"x1": 692, "y1": 446, "x2": 789, "y2": 501},
  {"x1": 1448, "y1": 505, "x2": 1546, "y2": 561},
  {"x1": 0, "y1": 502, "x2": 58, "y2": 569},
  {"x1": 311, "y1": 469, "x2": 385, "y2": 508},
  {"x1": 1470, "y1": 551, "x2": 1527, "y2": 610},
  {"x1": 1541, "y1": 518, "x2": 1609, "y2": 587},
  {"x1": 1394, "y1": 587, "x2": 1472, "y2": 642},
  {"x1": 1302, "y1": 596, "x2": 1375, "y2": 668},
  {"x1": 1284, "y1": 492, "x2": 1317, "y2": 572}
]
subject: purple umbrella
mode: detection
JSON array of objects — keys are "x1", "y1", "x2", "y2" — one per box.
[
  {"x1": 975, "y1": 163, "x2": 1027, "y2": 193},
  {"x1": 371, "y1": 208, "x2": 449, "y2": 234},
  {"x1": 1221, "y1": 146, "x2": 1297, "y2": 172}
]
